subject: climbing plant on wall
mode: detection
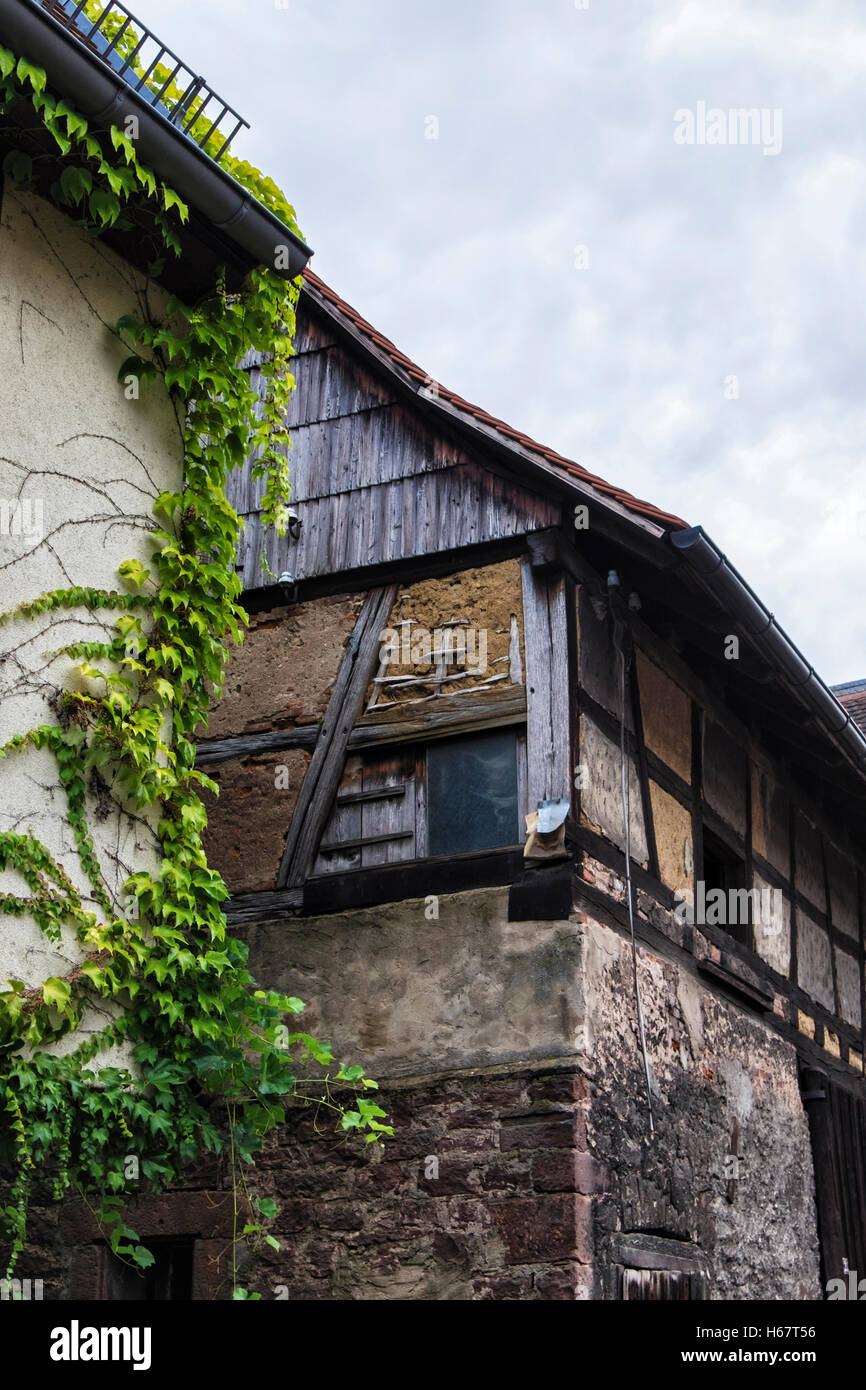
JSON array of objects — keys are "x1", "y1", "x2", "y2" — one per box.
[{"x1": 0, "y1": 44, "x2": 389, "y2": 1293}]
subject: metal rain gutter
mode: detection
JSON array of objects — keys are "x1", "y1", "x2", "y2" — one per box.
[
  {"x1": 670, "y1": 524, "x2": 866, "y2": 776},
  {"x1": 0, "y1": 0, "x2": 312, "y2": 278}
]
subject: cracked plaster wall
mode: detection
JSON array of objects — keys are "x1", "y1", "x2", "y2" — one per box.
[{"x1": 0, "y1": 187, "x2": 182, "y2": 1058}]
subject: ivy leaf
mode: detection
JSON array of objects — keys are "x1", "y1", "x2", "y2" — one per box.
[
  {"x1": 358, "y1": 1099, "x2": 389, "y2": 1123},
  {"x1": 153, "y1": 491, "x2": 182, "y2": 524},
  {"x1": 161, "y1": 185, "x2": 189, "y2": 222},
  {"x1": 0, "y1": 46, "x2": 14, "y2": 79},
  {"x1": 2, "y1": 150, "x2": 32, "y2": 186},
  {"x1": 88, "y1": 187, "x2": 120, "y2": 228},
  {"x1": 108, "y1": 125, "x2": 137, "y2": 166},
  {"x1": 117, "y1": 559, "x2": 150, "y2": 591},
  {"x1": 59, "y1": 165, "x2": 92, "y2": 206},
  {"x1": 287, "y1": 1032, "x2": 334, "y2": 1066},
  {"x1": 100, "y1": 161, "x2": 138, "y2": 199},
  {"x1": 42, "y1": 977, "x2": 71, "y2": 1010},
  {"x1": 117, "y1": 354, "x2": 156, "y2": 384},
  {"x1": 45, "y1": 122, "x2": 72, "y2": 157},
  {"x1": 16, "y1": 57, "x2": 46, "y2": 92},
  {"x1": 256, "y1": 1198, "x2": 278, "y2": 1219},
  {"x1": 132, "y1": 1246, "x2": 155, "y2": 1269},
  {"x1": 79, "y1": 961, "x2": 106, "y2": 989},
  {"x1": 55, "y1": 99, "x2": 88, "y2": 139}
]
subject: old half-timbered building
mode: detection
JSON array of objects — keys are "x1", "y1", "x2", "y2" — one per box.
[{"x1": 196, "y1": 268, "x2": 866, "y2": 1301}]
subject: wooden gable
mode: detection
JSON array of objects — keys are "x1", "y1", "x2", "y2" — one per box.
[{"x1": 227, "y1": 300, "x2": 562, "y2": 590}]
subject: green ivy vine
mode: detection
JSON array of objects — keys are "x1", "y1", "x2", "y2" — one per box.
[{"x1": 0, "y1": 39, "x2": 390, "y2": 1295}]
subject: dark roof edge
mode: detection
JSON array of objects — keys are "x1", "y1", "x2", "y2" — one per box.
[
  {"x1": 0, "y1": 0, "x2": 312, "y2": 279},
  {"x1": 670, "y1": 525, "x2": 866, "y2": 777}
]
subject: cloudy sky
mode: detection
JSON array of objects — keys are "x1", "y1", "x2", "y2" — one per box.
[{"x1": 143, "y1": 0, "x2": 866, "y2": 684}]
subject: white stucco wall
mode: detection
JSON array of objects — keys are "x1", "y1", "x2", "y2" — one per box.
[{"x1": 0, "y1": 186, "x2": 184, "y2": 1059}]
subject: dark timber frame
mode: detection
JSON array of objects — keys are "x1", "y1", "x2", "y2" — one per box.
[{"x1": 275, "y1": 585, "x2": 397, "y2": 888}]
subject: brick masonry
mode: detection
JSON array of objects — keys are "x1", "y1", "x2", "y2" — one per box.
[
  {"x1": 2, "y1": 1067, "x2": 599, "y2": 1301},
  {"x1": 242, "y1": 1068, "x2": 597, "y2": 1301}
]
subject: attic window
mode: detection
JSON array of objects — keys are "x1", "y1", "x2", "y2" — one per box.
[{"x1": 427, "y1": 728, "x2": 520, "y2": 856}]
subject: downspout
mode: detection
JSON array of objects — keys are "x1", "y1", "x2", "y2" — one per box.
[{"x1": 0, "y1": 0, "x2": 312, "y2": 278}]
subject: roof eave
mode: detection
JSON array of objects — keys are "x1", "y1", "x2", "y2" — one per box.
[
  {"x1": 0, "y1": 0, "x2": 312, "y2": 280},
  {"x1": 670, "y1": 525, "x2": 866, "y2": 780}
]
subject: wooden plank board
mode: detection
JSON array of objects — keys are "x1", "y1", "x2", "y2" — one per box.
[
  {"x1": 293, "y1": 304, "x2": 338, "y2": 356},
  {"x1": 321, "y1": 830, "x2": 413, "y2": 855},
  {"x1": 239, "y1": 511, "x2": 262, "y2": 591},
  {"x1": 350, "y1": 683, "x2": 527, "y2": 749},
  {"x1": 239, "y1": 402, "x2": 448, "y2": 509},
  {"x1": 312, "y1": 755, "x2": 362, "y2": 875},
  {"x1": 195, "y1": 725, "x2": 319, "y2": 766},
  {"x1": 304, "y1": 847, "x2": 524, "y2": 916},
  {"x1": 360, "y1": 749, "x2": 416, "y2": 867},
  {"x1": 293, "y1": 344, "x2": 394, "y2": 430},
  {"x1": 521, "y1": 556, "x2": 572, "y2": 811},
  {"x1": 517, "y1": 731, "x2": 528, "y2": 824},
  {"x1": 275, "y1": 584, "x2": 398, "y2": 887},
  {"x1": 312, "y1": 494, "x2": 332, "y2": 578},
  {"x1": 236, "y1": 469, "x2": 560, "y2": 586},
  {"x1": 414, "y1": 746, "x2": 428, "y2": 859},
  {"x1": 364, "y1": 479, "x2": 388, "y2": 571},
  {"x1": 225, "y1": 886, "x2": 303, "y2": 924},
  {"x1": 386, "y1": 478, "x2": 404, "y2": 565}
]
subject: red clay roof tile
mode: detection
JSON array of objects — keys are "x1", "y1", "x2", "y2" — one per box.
[{"x1": 833, "y1": 681, "x2": 866, "y2": 734}]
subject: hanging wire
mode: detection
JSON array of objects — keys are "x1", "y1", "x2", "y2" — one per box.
[{"x1": 617, "y1": 629, "x2": 655, "y2": 1138}]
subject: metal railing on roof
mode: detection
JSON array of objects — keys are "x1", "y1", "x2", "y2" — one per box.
[{"x1": 40, "y1": 0, "x2": 249, "y2": 162}]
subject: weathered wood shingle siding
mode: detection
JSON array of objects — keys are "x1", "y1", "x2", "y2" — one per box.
[{"x1": 230, "y1": 303, "x2": 561, "y2": 588}]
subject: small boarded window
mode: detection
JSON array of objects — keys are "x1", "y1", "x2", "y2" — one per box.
[
  {"x1": 105, "y1": 1236, "x2": 193, "y2": 1300},
  {"x1": 612, "y1": 1235, "x2": 706, "y2": 1299},
  {"x1": 427, "y1": 728, "x2": 520, "y2": 856},
  {"x1": 313, "y1": 729, "x2": 523, "y2": 870}
]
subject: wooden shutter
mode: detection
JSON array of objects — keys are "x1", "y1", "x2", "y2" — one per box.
[
  {"x1": 621, "y1": 1268, "x2": 692, "y2": 1300},
  {"x1": 802, "y1": 1065, "x2": 866, "y2": 1288}
]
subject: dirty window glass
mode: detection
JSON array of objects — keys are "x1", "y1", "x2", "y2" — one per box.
[{"x1": 427, "y1": 728, "x2": 519, "y2": 857}]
